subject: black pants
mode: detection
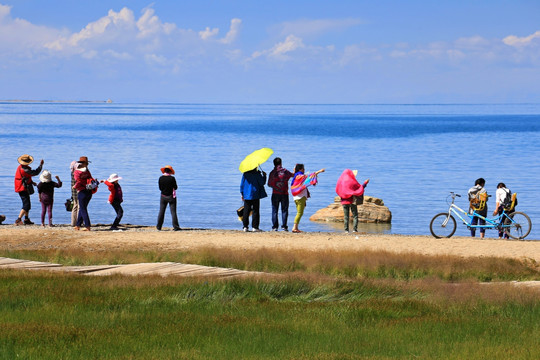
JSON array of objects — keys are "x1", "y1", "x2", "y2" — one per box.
[
  {"x1": 157, "y1": 195, "x2": 180, "y2": 230},
  {"x1": 243, "y1": 199, "x2": 260, "y2": 229},
  {"x1": 111, "y1": 201, "x2": 123, "y2": 227}
]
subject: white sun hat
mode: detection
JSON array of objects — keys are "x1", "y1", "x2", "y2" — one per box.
[
  {"x1": 39, "y1": 170, "x2": 52, "y2": 183},
  {"x1": 107, "y1": 173, "x2": 122, "y2": 183}
]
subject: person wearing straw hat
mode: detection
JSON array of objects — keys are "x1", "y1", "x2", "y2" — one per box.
[
  {"x1": 101, "y1": 173, "x2": 124, "y2": 231},
  {"x1": 14, "y1": 154, "x2": 44, "y2": 225},
  {"x1": 73, "y1": 156, "x2": 97, "y2": 231},
  {"x1": 37, "y1": 170, "x2": 62, "y2": 227},
  {"x1": 157, "y1": 165, "x2": 180, "y2": 231}
]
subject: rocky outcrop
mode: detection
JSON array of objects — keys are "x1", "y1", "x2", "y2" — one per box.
[{"x1": 309, "y1": 196, "x2": 392, "y2": 223}]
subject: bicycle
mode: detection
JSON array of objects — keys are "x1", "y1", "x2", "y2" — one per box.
[{"x1": 429, "y1": 192, "x2": 532, "y2": 240}]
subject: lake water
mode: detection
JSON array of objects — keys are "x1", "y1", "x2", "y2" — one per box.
[{"x1": 1, "y1": 103, "x2": 539, "y2": 240}]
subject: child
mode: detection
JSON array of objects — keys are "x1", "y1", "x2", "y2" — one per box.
[
  {"x1": 37, "y1": 170, "x2": 62, "y2": 227},
  {"x1": 101, "y1": 174, "x2": 123, "y2": 231},
  {"x1": 290, "y1": 164, "x2": 325, "y2": 233}
]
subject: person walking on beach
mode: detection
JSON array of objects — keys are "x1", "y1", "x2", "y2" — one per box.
[
  {"x1": 101, "y1": 174, "x2": 123, "y2": 231},
  {"x1": 240, "y1": 167, "x2": 267, "y2": 232},
  {"x1": 267, "y1": 157, "x2": 293, "y2": 231},
  {"x1": 70, "y1": 160, "x2": 80, "y2": 226},
  {"x1": 336, "y1": 169, "x2": 369, "y2": 233},
  {"x1": 73, "y1": 156, "x2": 97, "y2": 231},
  {"x1": 14, "y1": 154, "x2": 43, "y2": 225},
  {"x1": 157, "y1": 165, "x2": 180, "y2": 231},
  {"x1": 493, "y1": 182, "x2": 514, "y2": 239},
  {"x1": 290, "y1": 164, "x2": 325, "y2": 233},
  {"x1": 468, "y1": 177, "x2": 488, "y2": 238},
  {"x1": 37, "y1": 170, "x2": 62, "y2": 227}
]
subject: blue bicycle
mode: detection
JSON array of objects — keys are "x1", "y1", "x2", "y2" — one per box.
[{"x1": 430, "y1": 192, "x2": 532, "y2": 240}]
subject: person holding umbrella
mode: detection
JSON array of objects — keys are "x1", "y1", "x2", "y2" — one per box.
[{"x1": 239, "y1": 148, "x2": 272, "y2": 232}]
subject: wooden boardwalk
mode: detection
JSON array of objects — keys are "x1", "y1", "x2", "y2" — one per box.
[{"x1": 0, "y1": 257, "x2": 268, "y2": 278}]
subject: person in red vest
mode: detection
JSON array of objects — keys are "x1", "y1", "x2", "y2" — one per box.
[{"x1": 14, "y1": 154, "x2": 44, "y2": 225}]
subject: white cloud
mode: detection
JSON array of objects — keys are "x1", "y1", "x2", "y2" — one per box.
[
  {"x1": 199, "y1": 27, "x2": 219, "y2": 40},
  {"x1": 275, "y1": 18, "x2": 362, "y2": 38},
  {"x1": 136, "y1": 7, "x2": 176, "y2": 38},
  {"x1": 503, "y1": 30, "x2": 540, "y2": 47},
  {"x1": 0, "y1": 3, "x2": 63, "y2": 55},
  {"x1": 220, "y1": 18, "x2": 241, "y2": 44},
  {"x1": 251, "y1": 35, "x2": 305, "y2": 60}
]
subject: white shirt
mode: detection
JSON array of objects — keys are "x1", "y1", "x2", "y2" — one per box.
[{"x1": 495, "y1": 187, "x2": 510, "y2": 205}]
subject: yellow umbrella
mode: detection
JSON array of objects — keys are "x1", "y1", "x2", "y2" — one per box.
[{"x1": 239, "y1": 148, "x2": 273, "y2": 173}]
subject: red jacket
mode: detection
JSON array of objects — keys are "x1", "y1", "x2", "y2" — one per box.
[
  {"x1": 104, "y1": 180, "x2": 123, "y2": 203},
  {"x1": 73, "y1": 169, "x2": 92, "y2": 192},
  {"x1": 14, "y1": 164, "x2": 41, "y2": 193}
]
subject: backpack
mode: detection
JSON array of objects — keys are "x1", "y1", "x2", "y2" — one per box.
[
  {"x1": 470, "y1": 191, "x2": 487, "y2": 211},
  {"x1": 502, "y1": 189, "x2": 518, "y2": 211}
]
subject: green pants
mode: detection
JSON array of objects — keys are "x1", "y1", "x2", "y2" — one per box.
[
  {"x1": 294, "y1": 197, "x2": 306, "y2": 224},
  {"x1": 343, "y1": 204, "x2": 358, "y2": 232}
]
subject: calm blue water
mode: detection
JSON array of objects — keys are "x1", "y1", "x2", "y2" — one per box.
[{"x1": 1, "y1": 103, "x2": 539, "y2": 239}]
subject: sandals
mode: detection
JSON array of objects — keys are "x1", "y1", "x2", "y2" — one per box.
[{"x1": 292, "y1": 229, "x2": 302, "y2": 233}]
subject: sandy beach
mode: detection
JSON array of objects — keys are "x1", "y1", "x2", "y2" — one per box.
[{"x1": 1, "y1": 225, "x2": 539, "y2": 262}]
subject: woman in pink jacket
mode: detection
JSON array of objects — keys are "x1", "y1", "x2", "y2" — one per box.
[{"x1": 335, "y1": 169, "x2": 369, "y2": 233}]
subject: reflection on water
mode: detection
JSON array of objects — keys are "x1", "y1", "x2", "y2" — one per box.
[{"x1": 317, "y1": 220, "x2": 392, "y2": 234}]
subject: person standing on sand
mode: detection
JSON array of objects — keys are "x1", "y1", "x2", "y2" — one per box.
[
  {"x1": 290, "y1": 164, "x2": 325, "y2": 233},
  {"x1": 14, "y1": 154, "x2": 43, "y2": 225},
  {"x1": 267, "y1": 157, "x2": 293, "y2": 231},
  {"x1": 73, "y1": 156, "x2": 97, "y2": 231},
  {"x1": 493, "y1": 182, "x2": 513, "y2": 239},
  {"x1": 240, "y1": 167, "x2": 267, "y2": 232},
  {"x1": 157, "y1": 165, "x2": 180, "y2": 231},
  {"x1": 335, "y1": 169, "x2": 369, "y2": 233},
  {"x1": 37, "y1": 170, "x2": 62, "y2": 227},
  {"x1": 101, "y1": 174, "x2": 123, "y2": 231},
  {"x1": 70, "y1": 160, "x2": 80, "y2": 226},
  {"x1": 467, "y1": 178, "x2": 488, "y2": 238}
]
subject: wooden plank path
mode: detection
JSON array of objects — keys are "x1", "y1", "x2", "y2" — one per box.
[{"x1": 0, "y1": 257, "x2": 268, "y2": 278}]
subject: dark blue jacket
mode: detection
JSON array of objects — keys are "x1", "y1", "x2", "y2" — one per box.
[{"x1": 240, "y1": 170, "x2": 267, "y2": 200}]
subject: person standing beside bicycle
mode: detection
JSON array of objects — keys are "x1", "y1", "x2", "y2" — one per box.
[
  {"x1": 493, "y1": 182, "x2": 513, "y2": 239},
  {"x1": 467, "y1": 178, "x2": 488, "y2": 238}
]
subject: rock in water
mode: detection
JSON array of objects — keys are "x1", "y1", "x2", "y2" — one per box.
[{"x1": 309, "y1": 196, "x2": 392, "y2": 223}]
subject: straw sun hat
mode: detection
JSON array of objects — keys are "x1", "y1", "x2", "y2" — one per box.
[{"x1": 17, "y1": 154, "x2": 34, "y2": 166}]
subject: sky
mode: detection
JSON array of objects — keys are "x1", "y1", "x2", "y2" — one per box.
[{"x1": 0, "y1": 0, "x2": 539, "y2": 103}]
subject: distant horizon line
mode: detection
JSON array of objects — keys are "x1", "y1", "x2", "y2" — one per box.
[{"x1": 1, "y1": 100, "x2": 539, "y2": 106}]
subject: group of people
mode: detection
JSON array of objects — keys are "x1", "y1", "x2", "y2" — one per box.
[
  {"x1": 467, "y1": 177, "x2": 516, "y2": 239},
  {"x1": 9, "y1": 154, "x2": 182, "y2": 232},
  {"x1": 4, "y1": 153, "x2": 372, "y2": 233},
  {"x1": 240, "y1": 157, "x2": 370, "y2": 233},
  {"x1": 2, "y1": 155, "x2": 522, "y2": 237},
  {"x1": 11, "y1": 155, "x2": 124, "y2": 230}
]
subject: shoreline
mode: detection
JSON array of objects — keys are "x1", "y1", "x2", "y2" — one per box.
[{"x1": 1, "y1": 224, "x2": 540, "y2": 262}]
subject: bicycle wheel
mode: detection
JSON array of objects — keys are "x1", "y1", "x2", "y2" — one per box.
[
  {"x1": 430, "y1": 213, "x2": 457, "y2": 238},
  {"x1": 504, "y1": 212, "x2": 532, "y2": 240}
]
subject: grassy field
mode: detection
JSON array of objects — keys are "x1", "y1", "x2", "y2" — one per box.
[{"x1": 1, "y1": 248, "x2": 540, "y2": 359}]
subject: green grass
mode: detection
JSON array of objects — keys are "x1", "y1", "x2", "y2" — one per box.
[
  {"x1": 1, "y1": 270, "x2": 540, "y2": 359},
  {"x1": 1, "y1": 248, "x2": 540, "y2": 358}
]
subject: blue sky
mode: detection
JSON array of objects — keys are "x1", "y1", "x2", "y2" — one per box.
[{"x1": 1, "y1": 1, "x2": 539, "y2": 103}]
